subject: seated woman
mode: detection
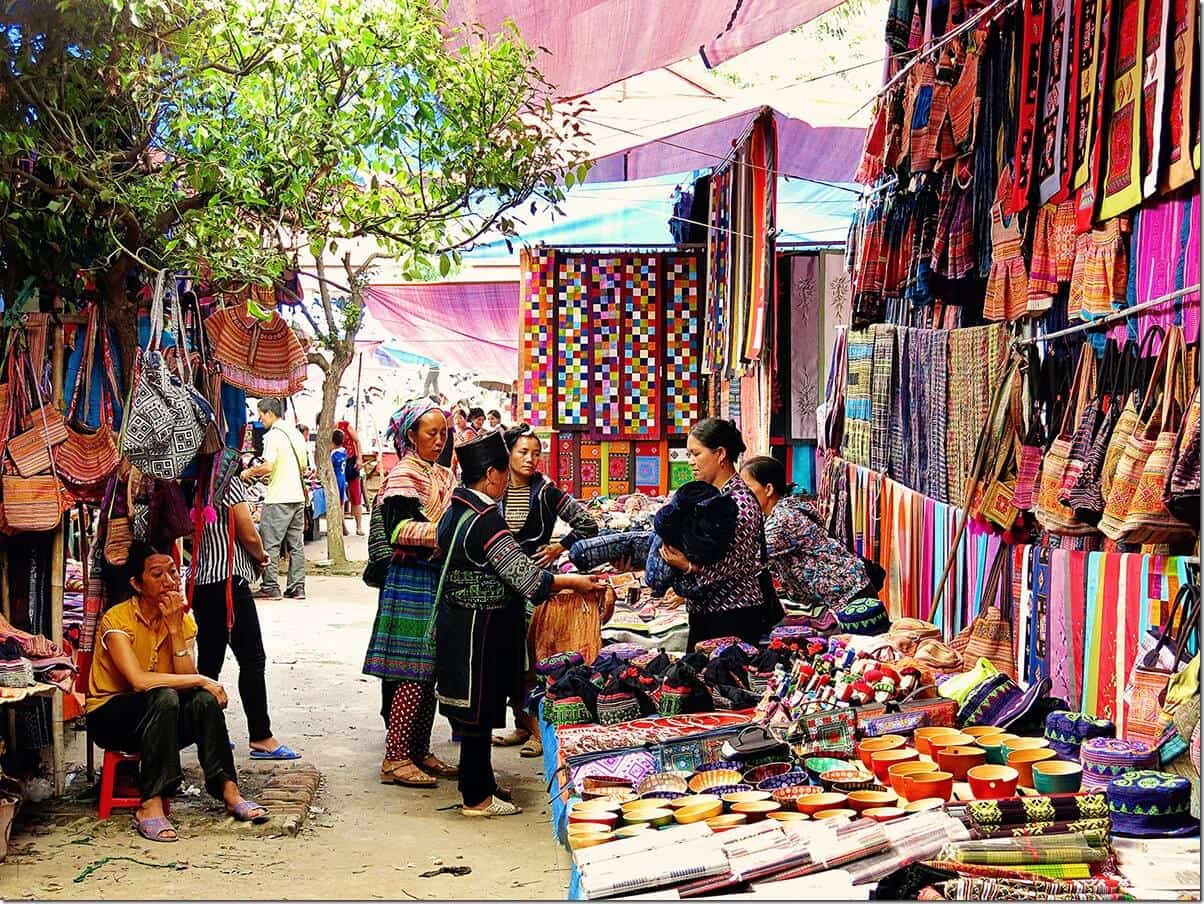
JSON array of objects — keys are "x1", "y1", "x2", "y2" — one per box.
[
  {"x1": 494, "y1": 423, "x2": 600, "y2": 756},
  {"x1": 87, "y1": 541, "x2": 270, "y2": 842},
  {"x1": 434, "y1": 432, "x2": 603, "y2": 817},
  {"x1": 739, "y1": 456, "x2": 876, "y2": 618},
  {"x1": 657, "y1": 418, "x2": 780, "y2": 650}
]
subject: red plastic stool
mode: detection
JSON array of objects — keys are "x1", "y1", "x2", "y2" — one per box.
[{"x1": 97, "y1": 750, "x2": 168, "y2": 819}]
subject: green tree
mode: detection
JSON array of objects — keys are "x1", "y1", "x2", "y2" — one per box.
[{"x1": 1, "y1": 0, "x2": 588, "y2": 565}]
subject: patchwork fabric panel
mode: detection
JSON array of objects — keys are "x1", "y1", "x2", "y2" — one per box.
[
  {"x1": 634, "y1": 441, "x2": 664, "y2": 496},
  {"x1": 664, "y1": 255, "x2": 702, "y2": 437},
  {"x1": 554, "y1": 255, "x2": 591, "y2": 429},
  {"x1": 591, "y1": 257, "x2": 625, "y2": 434},
  {"x1": 668, "y1": 444, "x2": 692, "y2": 491},
  {"x1": 519, "y1": 248, "x2": 556, "y2": 428},
  {"x1": 580, "y1": 439, "x2": 603, "y2": 500},
  {"x1": 604, "y1": 441, "x2": 634, "y2": 496},
  {"x1": 620, "y1": 255, "x2": 660, "y2": 439}
]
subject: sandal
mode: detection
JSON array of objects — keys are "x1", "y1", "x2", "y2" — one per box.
[
  {"x1": 461, "y1": 796, "x2": 522, "y2": 818},
  {"x1": 519, "y1": 736, "x2": 543, "y2": 758},
  {"x1": 133, "y1": 815, "x2": 178, "y2": 842},
  {"x1": 492, "y1": 729, "x2": 531, "y2": 748},
  {"x1": 495, "y1": 784, "x2": 513, "y2": 802},
  {"x1": 380, "y1": 759, "x2": 437, "y2": 787},
  {"x1": 419, "y1": 754, "x2": 459, "y2": 778},
  {"x1": 229, "y1": 800, "x2": 270, "y2": 824}
]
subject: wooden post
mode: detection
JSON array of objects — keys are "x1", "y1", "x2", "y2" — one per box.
[
  {"x1": 48, "y1": 318, "x2": 66, "y2": 796},
  {"x1": 354, "y1": 351, "x2": 364, "y2": 432}
]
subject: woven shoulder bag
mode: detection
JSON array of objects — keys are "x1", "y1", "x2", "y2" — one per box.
[
  {"x1": 56, "y1": 305, "x2": 120, "y2": 501},
  {"x1": 1034, "y1": 345, "x2": 1098, "y2": 535}
]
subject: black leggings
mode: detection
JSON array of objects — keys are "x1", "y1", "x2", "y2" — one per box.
[
  {"x1": 192, "y1": 578, "x2": 272, "y2": 743},
  {"x1": 455, "y1": 725, "x2": 497, "y2": 807}
]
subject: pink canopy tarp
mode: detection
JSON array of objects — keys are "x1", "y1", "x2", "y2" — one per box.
[
  {"x1": 586, "y1": 107, "x2": 865, "y2": 185},
  {"x1": 363, "y1": 281, "x2": 520, "y2": 381},
  {"x1": 445, "y1": 0, "x2": 844, "y2": 98}
]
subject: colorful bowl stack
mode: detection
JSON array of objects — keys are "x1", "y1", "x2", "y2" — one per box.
[
  {"x1": 1079, "y1": 738, "x2": 1157, "y2": 791},
  {"x1": 1044, "y1": 711, "x2": 1116, "y2": 761}
]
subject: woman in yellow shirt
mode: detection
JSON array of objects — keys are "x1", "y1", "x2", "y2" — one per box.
[{"x1": 87, "y1": 542, "x2": 270, "y2": 842}]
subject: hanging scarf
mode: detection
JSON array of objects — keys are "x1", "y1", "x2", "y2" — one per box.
[
  {"x1": 1076, "y1": 0, "x2": 1117, "y2": 230},
  {"x1": 1162, "y1": 0, "x2": 1198, "y2": 190},
  {"x1": 1037, "y1": 0, "x2": 1075, "y2": 204},
  {"x1": 1070, "y1": 0, "x2": 1104, "y2": 190},
  {"x1": 1097, "y1": 0, "x2": 1147, "y2": 220},
  {"x1": 1011, "y1": 0, "x2": 1050, "y2": 213},
  {"x1": 1140, "y1": 0, "x2": 1173, "y2": 196}
]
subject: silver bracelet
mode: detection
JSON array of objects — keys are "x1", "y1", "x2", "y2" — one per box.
[{"x1": 173, "y1": 649, "x2": 190, "y2": 657}]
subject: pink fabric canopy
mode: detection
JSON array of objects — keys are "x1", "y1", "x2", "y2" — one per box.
[
  {"x1": 586, "y1": 107, "x2": 866, "y2": 185},
  {"x1": 444, "y1": 0, "x2": 844, "y2": 98},
  {"x1": 363, "y1": 281, "x2": 520, "y2": 381}
]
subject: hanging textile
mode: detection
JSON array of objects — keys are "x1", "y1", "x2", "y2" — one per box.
[
  {"x1": 1071, "y1": 0, "x2": 1106, "y2": 191},
  {"x1": 553, "y1": 254, "x2": 590, "y2": 430},
  {"x1": 1140, "y1": 0, "x2": 1172, "y2": 196},
  {"x1": 870, "y1": 324, "x2": 897, "y2": 474},
  {"x1": 633, "y1": 441, "x2": 665, "y2": 496},
  {"x1": 204, "y1": 303, "x2": 308, "y2": 396},
  {"x1": 704, "y1": 170, "x2": 731, "y2": 375},
  {"x1": 1011, "y1": 0, "x2": 1049, "y2": 213},
  {"x1": 579, "y1": 439, "x2": 603, "y2": 500},
  {"x1": 1162, "y1": 0, "x2": 1199, "y2": 190},
  {"x1": 590, "y1": 255, "x2": 661, "y2": 439},
  {"x1": 1076, "y1": 0, "x2": 1117, "y2": 229},
  {"x1": 844, "y1": 328, "x2": 874, "y2": 467},
  {"x1": 663, "y1": 254, "x2": 703, "y2": 437},
  {"x1": 1036, "y1": 0, "x2": 1075, "y2": 204},
  {"x1": 787, "y1": 254, "x2": 821, "y2": 442},
  {"x1": 518, "y1": 247, "x2": 556, "y2": 429},
  {"x1": 602, "y1": 441, "x2": 634, "y2": 496},
  {"x1": 1097, "y1": 0, "x2": 1147, "y2": 220},
  {"x1": 909, "y1": 328, "x2": 949, "y2": 502}
]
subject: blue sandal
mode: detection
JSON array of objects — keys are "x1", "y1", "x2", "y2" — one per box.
[
  {"x1": 133, "y1": 815, "x2": 178, "y2": 842},
  {"x1": 249, "y1": 744, "x2": 301, "y2": 760},
  {"x1": 229, "y1": 800, "x2": 270, "y2": 823}
]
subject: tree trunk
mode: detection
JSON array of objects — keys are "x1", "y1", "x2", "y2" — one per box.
[
  {"x1": 315, "y1": 344, "x2": 355, "y2": 566},
  {"x1": 101, "y1": 258, "x2": 138, "y2": 384}
]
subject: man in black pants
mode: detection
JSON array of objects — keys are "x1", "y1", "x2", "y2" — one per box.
[{"x1": 189, "y1": 450, "x2": 300, "y2": 761}]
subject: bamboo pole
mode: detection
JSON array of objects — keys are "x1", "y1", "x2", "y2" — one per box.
[{"x1": 49, "y1": 317, "x2": 66, "y2": 796}]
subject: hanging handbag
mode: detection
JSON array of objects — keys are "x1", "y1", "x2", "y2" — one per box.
[
  {"x1": 528, "y1": 587, "x2": 607, "y2": 667},
  {"x1": 1164, "y1": 384, "x2": 1200, "y2": 525},
  {"x1": 1011, "y1": 348, "x2": 1046, "y2": 511},
  {"x1": 0, "y1": 337, "x2": 67, "y2": 532},
  {"x1": 100, "y1": 469, "x2": 134, "y2": 567},
  {"x1": 55, "y1": 306, "x2": 120, "y2": 500},
  {"x1": 951, "y1": 544, "x2": 1016, "y2": 679},
  {"x1": 1035, "y1": 345, "x2": 1099, "y2": 535},
  {"x1": 121, "y1": 270, "x2": 214, "y2": 480},
  {"x1": 1125, "y1": 583, "x2": 1200, "y2": 745},
  {"x1": 1101, "y1": 326, "x2": 1186, "y2": 540},
  {"x1": 178, "y1": 288, "x2": 225, "y2": 456}
]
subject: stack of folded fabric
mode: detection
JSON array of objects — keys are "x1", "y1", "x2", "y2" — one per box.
[{"x1": 0, "y1": 638, "x2": 33, "y2": 689}]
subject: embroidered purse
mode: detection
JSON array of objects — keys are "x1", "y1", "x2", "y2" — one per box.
[
  {"x1": 1125, "y1": 583, "x2": 1199, "y2": 746},
  {"x1": 56, "y1": 306, "x2": 120, "y2": 500},
  {"x1": 1164, "y1": 384, "x2": 1201, "y2": 525}
]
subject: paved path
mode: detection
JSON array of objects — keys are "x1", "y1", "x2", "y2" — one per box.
[{"x1": 0, "y1": 566, "x2": 570, "y2": 899}]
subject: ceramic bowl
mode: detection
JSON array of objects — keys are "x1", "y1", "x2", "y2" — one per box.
[
  {"x1": 583, "y1": 775, "x2": 634, "y2": 795},
  {"x1": 568, "y1": 822, "x2": 612, "y2": 836},
  {"x1": 636, "y1": 772, "x2": 690, "y2": 796},
  {"x1": 1007, "y1": 748, "x2": 1056, "y2": 787},
  {"x1": 978, "y1": 734, "x2": 1019, "y2": 765},
  {"x1": 694, "y1": 760, "x2": 742, "y2": 773},
  {"x1": 620, "y1": 799, "x2": 669, "y2": 817},
  {"x1": 757, "y1": 771, "x2": 812, "y2": 791},
  {"x1": 688, "y1": 769, "x2": 744, "y2": 793},
  {"x1": 704, "y1": 784, "x2": 753, "y2": 798},
  {"x1": 858, "y1": 735, "x2": 907, "y2": 769},
  {"x1": 914, "y1": 727, "x2": 963, "y2": 758},
  {"x1": 903, "y1": 797, "x2": 946, "y2": 814},
  {"x1": 614, "y1": 823, "x2": 651, "y2": 838},
  {"x1": 640, "y1": 790, "x2": 686, "y2": 803},
  {"x1": 871, "y1": 747, "x2": 919, "y2": 782},
  {"x1": 722, "y1": 790, "x2": 772, "y2": 807},
  {"x1": 796, "y1": 791, "x2": 849, "y2": 816},
  {"x1": 1002, "y1": 737, "x2": 1049, "y2": 760},
  {"x1": 863, "y1": 806, "x2": 906, "y2": 822},
  {"x1": 904, "y1": 770, "x2": 954, "y2": 803},
  {"x1": 936, "y1": 745, "x2": 988, "y2": 780},
  {"x1": 742, "y1": 762, "x2": 793, "y2": 785},
  {"x1": 771, "y1": 785, "x2": 826, "y2": 811},
  {"x1": 927, "y1": 732, "x2": 974, "y2": 760},
  {"x1": 961, "y1": 725, "x2": 1006, "y2": 742},
  {"x1": 804, "y1": 757, "x2": 852, "y2": 780},
  {"x1": 846, "y1": 789, "x2": 899, "y2": 812},
  {"x1": 669, "y1": 793, "x2": 721, "y2": 810},
  {"x1": 624, "y1": 807, "x2": 675, "y2": 827},
  {"x1": 888, "y1": 761, "x2": 935, "y2": 796},
  {"x1": 569, "y1": 808, "x2": 620, "y2": 829},
  {"x1": 568, "y1": 830, "x2": 614, "y2": 850},
  {"x1": 819, "y1": 768, "x2": 877, "y2": 793},
  {"x1": 572, "y1": 797, "x2": 623, "y2": 813},
  {"x1": 768, "y1": 810, "x2": 810, "y2": 823},
  {"x1": 967, "y1": 764, "x2": 1019, "y2": 800},
  {"x1": 706, "y1": 813, "x2": 748, "y2": 831},
  {"x1": 675, "y1": 800, "x2": 724, "y2": 824},
  {"x1": 1032, "y1": 760, "x2": 1083, "y2": 795},
  {"x1": 812, "y1": 808, "x2": 857, "y2": 821},
  {"x1": 731, "y1": 800, "x2": 781, "y2": 822},
  {"x1": 584, "y1": 789, "x2": 638, "y2": 806}
]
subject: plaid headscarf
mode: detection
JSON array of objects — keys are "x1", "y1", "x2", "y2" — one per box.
[{"x1": 386, "y1": 399, "x2": 444, "y2": 458}]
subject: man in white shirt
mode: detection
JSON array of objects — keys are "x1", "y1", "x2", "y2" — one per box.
[{"x1": 241, "y1": 398, "x2": 310, "y2": 600}]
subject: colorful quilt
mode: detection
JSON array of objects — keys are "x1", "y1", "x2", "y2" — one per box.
[
  {"x1": 580, "y1": 439, "x2": 603, "y2": 500},
  {"x1": 519, "y1": 247, "x2": 556, "y2": 428},
  {"x1": 554, "y1": 254, "x2": 591, "y2": 429},
  {"x1": 664, "y1": 255, "x2": 702, "y2": 437},
  {"x1": 592, "y1": 255, "x2": 661, "y2": 439},
  {"x1": 602, "y1": 441, "x2": 633, "y2": 497}
]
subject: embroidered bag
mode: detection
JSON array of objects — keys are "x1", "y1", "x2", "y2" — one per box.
[
  {"x1": 1035, "y1": 345, "x2": 1098, "y2": 535},
  {"x1": 785, "y1": 703, "x2": 857, "y2": 758},
  {"x1": 1164, "y1": 384, "x2": 1201, "y2": 525},
  {"x1": 121, "y1": 271, "x2": 213, "y2": 480},
  {"x1": 1011, "y1": 348, "x2": 1046, "y2": 510},
  {"x1": 1, "y1": 341, "x2": 67, "y2": 532},
  {"x1": 951, "y1": 544, "x2": 1016, "y2": 679},
  {"x1": 1125, "y1": 583, "x2": 1200, "y2": 746}
]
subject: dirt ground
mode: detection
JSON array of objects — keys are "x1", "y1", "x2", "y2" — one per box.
[{"x1": 0, "y1": 533, "x2": 573, "y2": 900}]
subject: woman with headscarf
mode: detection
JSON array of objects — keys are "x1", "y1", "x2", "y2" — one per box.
[
  {"x1": 492, "y1": 423, "x2": 600, "y2": 756},
  {"x1": 434, "y1": 432, "x2": 603, "y2": 817},
  {"x1": 362, "y1": 400, "x2": 459, "y2": 788}
]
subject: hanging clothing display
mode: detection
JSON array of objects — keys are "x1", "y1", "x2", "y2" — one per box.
[{"x1": 205, "y1": 302, "x2": 308, "y2": 397}]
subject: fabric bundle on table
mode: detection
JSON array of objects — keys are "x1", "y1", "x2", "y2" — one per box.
[{"x1": 938, "y1": 832, "x2": 1109, "y2": 866}]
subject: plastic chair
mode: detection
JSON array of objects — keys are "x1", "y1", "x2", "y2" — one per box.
[{"x1": 97, "y1": 750, "x2": 168, "y2": 819}]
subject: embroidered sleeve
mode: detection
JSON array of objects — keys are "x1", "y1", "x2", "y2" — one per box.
[
  {"x1": 480, "y1": 511, "x2": 554, "y2": 604},
  {"x1": 550, "y1": 483, "x2": 599, "y2": 548},
  {"x1": 380, "y1": 495, "x2": 438, "y2": 550}
]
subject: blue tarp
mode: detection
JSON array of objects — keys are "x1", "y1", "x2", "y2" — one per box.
[{"x1": 464, "y1": 172, "x2": 856, "y2": 260}]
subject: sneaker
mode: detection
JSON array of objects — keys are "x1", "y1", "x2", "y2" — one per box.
[
  {"x1": 284, "y1": 587, "x2": 306, "y2": 600},
  {"x1": 254, "y1": 588, "x2": 283, "y2": 600}
]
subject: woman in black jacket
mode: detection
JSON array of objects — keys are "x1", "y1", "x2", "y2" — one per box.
[{"x1": 493, "y1": 423, "x2": 599, "y2": 755}]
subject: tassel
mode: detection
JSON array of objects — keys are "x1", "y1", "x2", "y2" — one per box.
[{"x1": 203, "y1": 504, "x2": 218, "y2": 525}]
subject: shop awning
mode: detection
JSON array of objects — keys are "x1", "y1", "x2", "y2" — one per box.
[
  {"x1": 444, "y1": 0, "x2": 844, "y2": 98},
  {"x1": 363, "y1": 281, "x2": 520, "y2": 382},
  {"x1": 585, "y1": 107, "x2": 865, "y2": 185}
]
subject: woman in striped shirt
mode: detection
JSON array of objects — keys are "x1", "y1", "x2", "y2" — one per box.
[
  {"x1": 493, "y1": 423, "x2": 599, "y2": 756},
  {"x1": 188, "y1": 450, "x2": 298, "y2": 760}
]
